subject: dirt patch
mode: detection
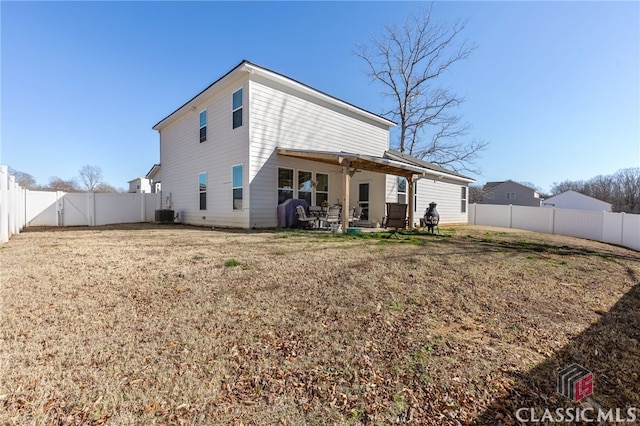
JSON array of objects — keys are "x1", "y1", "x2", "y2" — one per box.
[{"x1": 1, "y1": 224, "x2": 638, "y2": 424}]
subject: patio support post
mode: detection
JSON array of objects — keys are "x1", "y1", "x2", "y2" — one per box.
[
  {"x1": 341, "y1": 160, "x2": 350, "y2": 233},
  {"x1": 407, "y1": 174, "x2": 415, "y2": 229}
]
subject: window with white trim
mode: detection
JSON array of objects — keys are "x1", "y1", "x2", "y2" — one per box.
[
  {"x1": 397, "y1": 177, "x2": 407, "y2": 204},
  {"x1": 199, "y1": 110, "x2": 207, "y2": 142},
  {"x1": 232, "y1": 165, "x2": 243, "y2": 210},
  {"x1": 298, "y1": 170, "x2": 312, "y2": 205},
  {"x1": 278, "y1": 168, "x2": 293, "y2": 204},
  {"x1": 315, "y1": 173, "x2": 329, "y2": 206},
  {"x1": 232, "y1": 88, "x2": 243, "y2": 129},
  {"x1": 461, "y1": 186, "x2": 467, "y2": 213},
  {"x1": 198, "y1": 172, "x2": 207, "y2": 210}
]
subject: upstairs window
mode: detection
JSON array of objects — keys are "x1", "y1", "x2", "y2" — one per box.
[
  {"x1": 232, "y1": 165, "x2": 243, "y2": 210},
  {"x1": 199, "y1": 110, "x2": 207, "y2": 142},
  {"x1": 506, "y1": 192, "x2": 516, "y2": 200},
  {"x1": 232, "y1": 88, "x2": 243, "y2": 129},
  {"x1": 199, "y1": 172, "x2": 207, "y2": 210}
]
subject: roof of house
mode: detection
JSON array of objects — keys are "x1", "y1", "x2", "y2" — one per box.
[
  {"x1": 483, "y1": 180, "x2": 538, "y2": 193},
  {"x1": 152, "y1": 60, "x2": 396, "y2": 131},
  {"x1": 383, "y1": 149, "x2": 472, "y2": 180},
  {"x1": 543, "y1": 190, "x2": 612, "y2": 207},
  {"x1": 277, "y1": 148, "x2": 475, "y2": 183},
  {"x1": 127, "y1": 177, "x2": 149, "y2": 184},
  {"x1": 146, "y1": 163, "x2": 161, "y2": 180}
]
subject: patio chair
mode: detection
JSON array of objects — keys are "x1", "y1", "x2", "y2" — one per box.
[
  {"x1": 384, "y1": 203, "x2": 408, "y2": 238},
  {"x1": 295, "y1": 205, "x2": 318, "y2": 229},
  {"x1": 325, "y1": 205, "x2": 341, "y2": 231},
  {"x1": 349, "y1": 206, "x2": 362, "y2": 227}
]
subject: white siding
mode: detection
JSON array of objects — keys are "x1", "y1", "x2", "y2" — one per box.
[
  {"x1": 247, "y1": 77, "x2": 391, "y2": 228},
  {"x1": 159, "y1": 73, "x2": 251, "y2": 228},
  {"x1": 387, "y1": 176, "x2": 468, "y2": 225},
  {"x1": 417, "y1": 178, "x2": 468, "y2": 224},
  {"x1": 350, "y1": 172, "x2": 386, "y2": 225}
]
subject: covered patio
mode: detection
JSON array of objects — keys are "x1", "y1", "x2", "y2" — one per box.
[{"x1": 277, "y1": 148, "x2": 432, "y2": 233}]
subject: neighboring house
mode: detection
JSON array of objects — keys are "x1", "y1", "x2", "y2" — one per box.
[
  {"x1": 152, "y1": 60, "x2": 474, "y2": 230},
  {"x1": 128, "y1": 177, "x2": 152, "y2": 194},
  {"x1": 542, "y1": 190, "x2": 612, "y2": 211},
  {"x1": 146, "y1": 163, "x2": 161, "y2": 194},
  {"x1": 482, "y1": 180, "x2": 541, "y2": 207}
]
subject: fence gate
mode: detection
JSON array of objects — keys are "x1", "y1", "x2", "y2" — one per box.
[{"x1": 59, "y1": 193, "x2": 92, "y2": 226}]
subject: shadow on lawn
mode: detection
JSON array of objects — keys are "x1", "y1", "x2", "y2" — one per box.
[{"x1": 474, "y1": 273, "x2": 640, "y2": 424}]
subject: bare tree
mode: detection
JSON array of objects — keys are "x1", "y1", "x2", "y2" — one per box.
[
  {"x1": 551, "y1": 167, "x2": 640, "y2": 213},
  {"x1": 354, "y1": 4, "x2": 488, "y2": 173},
  {"x1": 614, "y1": 168, "x2": 640, "y2": 213},
  {"x1": 468, "y1": 183, "x2": 485, "y2": 204},
  {"x1": 47, "y1": 176, "x2": 80, "y2": 192},
  {"x1": 550, "y1": 180, "x2": 586, "y2": 196},
  {"x1": 8, "y1": 167, "x2": 37, "y2": 189},
  {"x1": 79, "y1": 165, "x2": 103, "y2": 192},
  {"x1": 94, "y1": 182, "x2": 119, "y2": 193}
]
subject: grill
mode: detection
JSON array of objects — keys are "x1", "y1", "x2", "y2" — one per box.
[{"x1": 423, "y1": 202, "x2": 440, "y2": 234}]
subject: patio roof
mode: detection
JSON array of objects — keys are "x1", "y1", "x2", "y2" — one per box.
[{"x1": 277, "y1": 148, "x2": 429, "y2": 178}]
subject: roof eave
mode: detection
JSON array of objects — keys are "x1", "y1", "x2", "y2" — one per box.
[
  {"x1": 152, "y1": 60, "x2": 251, "y2": 131},
  {"x1": 152, "y1": 60, "x2": 397, "y2": 131}
]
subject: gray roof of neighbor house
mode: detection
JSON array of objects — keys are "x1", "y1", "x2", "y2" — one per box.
[
  {"x1": 483, "y1": 180, "x2": 537, "y2": 193},
  {"x1": 543, "y1": 190, "x2": 612, "y2": 207},
  {"x1": 383, "y1": 149, "x2": 473, "y2": 181},
  {"x1": 152, "y1": 60, "x2": 396, "y2": 131}
]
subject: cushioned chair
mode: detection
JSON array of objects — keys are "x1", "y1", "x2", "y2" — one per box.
[
  {"x1": 325, "y1": 205, "x2": 341, "y2": 230},
  {"x1": 295, "y1": 205, "x2": 318, "y2": 229}
]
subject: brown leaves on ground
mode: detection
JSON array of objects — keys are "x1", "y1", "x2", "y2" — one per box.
[{"x1": 0, "y1": 224, "x2": 638, "y2": 424}]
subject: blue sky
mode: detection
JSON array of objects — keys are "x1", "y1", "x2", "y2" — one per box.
[{"x1": 2, "y1": 1, "x2": 638, "y2": 193}]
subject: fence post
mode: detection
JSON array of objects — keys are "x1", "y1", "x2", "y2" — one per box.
[
  {"x1": 19, "y1": 186, "x2": 26, "y2": 231},
  {"x1": 140, "y1": 193, "x2": 146, "y2": 222},
  {"x1": 0, "y1": 165, "x2": 8, "y2": 243},
  {"x1": 509, "y1": 204, "x2": 513, "y2": 229},
  {"x1": 89, "y1": 192, "x2": 96, "y2": 226},
  {"x1": 9, "y1": 175, "x2": 17, "y2": 236}
]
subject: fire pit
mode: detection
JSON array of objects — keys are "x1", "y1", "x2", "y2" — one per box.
[{"x1": 422, "y1": 202, "x2": 440, "y2": 234}]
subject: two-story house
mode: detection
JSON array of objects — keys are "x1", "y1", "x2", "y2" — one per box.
[
  {"x1": 482, "y1": 180, "x2": 542, "y2": 207},
  {"x1": 152, "y1": 60, "x2": 474, "y2": 230}
]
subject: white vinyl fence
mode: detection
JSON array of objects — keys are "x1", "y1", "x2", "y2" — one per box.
[
  {"x1": 0, "y1": 165, "x2": 27, "y2": 243},
  {"x1": 1, "y1": 164, "x2": 162, "y2": 243},
  {"x1": 469, "y1": 204, "x2": 640, "y2": 251},
  {"x1": 26, "y1": 191, "x2": 160, "y2": 227}
]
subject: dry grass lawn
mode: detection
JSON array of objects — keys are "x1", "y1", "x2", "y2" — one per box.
[{"x1": 1, "y1": 224, "x2": 638, "y2": 425}]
